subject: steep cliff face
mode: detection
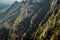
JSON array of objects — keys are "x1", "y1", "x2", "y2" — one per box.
[
  {"x1": 0, "y1": 0, "x2": 60, "y2": 40},
  {"x1": 13, "y1": 0, "x2": 60, "y2": 40}
]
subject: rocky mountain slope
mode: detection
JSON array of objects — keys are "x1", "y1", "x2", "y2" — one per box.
[{"x1": 0, "y1": 0, "x2": 60, "y2": 40}]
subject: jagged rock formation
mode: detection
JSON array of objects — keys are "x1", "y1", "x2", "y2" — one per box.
[{"x1": 0, "y1": 0, "x2": 60, "y2": 40}]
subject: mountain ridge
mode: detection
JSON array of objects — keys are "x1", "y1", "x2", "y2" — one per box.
[{"x1": 0, "y1": 0, "x2": 60, "y2": 40}]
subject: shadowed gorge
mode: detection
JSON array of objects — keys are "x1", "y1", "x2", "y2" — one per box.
[{"x1": 0, "y1": 0, "x2": 60, "y2": 40}]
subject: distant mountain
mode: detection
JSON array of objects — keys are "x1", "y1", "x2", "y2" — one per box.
[
  {"x1": 0, "y1": 1, "x2": 23, "y2": 21},
  {"x1": 0, "y1": 0, "x2": 60, "y2": 40},
  {"x1": 0, "y1": 3, "x2": 10, "y2": 13}
]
